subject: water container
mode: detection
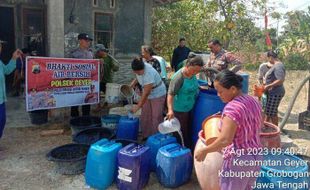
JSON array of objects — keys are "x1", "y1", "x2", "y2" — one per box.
[
  {"x1": 158, "y1": 118, "x2": 181, "y2": 134},
  {"x1": 194, "y1": 130, "x2": 222, "y2": 190},
  {"x1": 116, "y1": 116, "x2": 139, "y2": 141},
  {"x1": 191, "y1": 89, "x2": 225, "y2": 146},
  {"x1": 260, "y1": 122, "x2": 281, "y2": 148},
  {"x1": 117, "y1": 143, "x2": 151, "y2": 190},
  {"x1": 101, "y1": 114, "x2": 121, "y2": 131},
  {"x1": 145, "y1": 133, "x2": 177, "y2": 171},
  {"x1": 156, "y1": 143, "x2": 193, "y2": 188},
  {"x1": 85, "y1": 138, "x2": 122, "y2": 190},
  {"x1": 254, "y1": 152, "x2": 309, "y2": 190},
  {"x1": 46, "y1": 143, "x2": 90, "y2": 175},
  {"x1": 237, "y1": 72, "x2": 249, "y2": 94},
  {"x1": 72, "y1": 127, "x2": 115, "y2": 145},
  {"x1": 70, "y1": 116, "x2": 101, "y2": 136},
  {"x1": 105, "y1": 83, "x2": 121, "y2": 104}
]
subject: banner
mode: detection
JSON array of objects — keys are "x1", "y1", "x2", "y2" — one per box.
[{"x1": 26, "y1": 56, "x2": 100, "y2": 111}]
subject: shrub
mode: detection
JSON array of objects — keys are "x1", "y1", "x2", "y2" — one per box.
[{"x1": 283, "y1": 53, "x2": 309, "y2": 70}]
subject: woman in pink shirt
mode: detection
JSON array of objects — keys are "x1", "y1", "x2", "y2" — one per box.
[{"x1": 195, "y1": 70, "x2": 262, "y2": 190}]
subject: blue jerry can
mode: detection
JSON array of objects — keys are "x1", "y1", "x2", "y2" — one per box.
[
  {"x1": 117, "y1": 143, "x2": 151, "y2": 190},
  {"x1": 156, "y1": 143, "x2": 193, "y2": 188},
  {"x1": 145, "y1": 133, "x2": 177, "y2": 171},
  {"x1": 85, "y1": 138, "x2": 122, "y2": 190},
  {"x1": 116, "y1": 116, "x2": 139, "y2": 141}
]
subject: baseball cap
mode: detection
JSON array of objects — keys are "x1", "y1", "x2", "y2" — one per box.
[
  {"x1": 78, "y1": 33, "x2": 93, "y2": 41},
  {"x1": 95, "y1": 44, "x2": 109, "y2": 53}
]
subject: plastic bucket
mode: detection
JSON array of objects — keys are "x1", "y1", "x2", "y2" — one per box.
[
  {"x1": 105, "y1": 83, "x2": 121, "y2": 104},
  {"x1": 260, "y1": 122, "x2": 281, "y2": 148},
  {"x1": 46, "y1": 143, "x2": 90, "y2": 175},
  {"x1": 72, "y1": 127, "x2": 115, "y2": 145},
  {"x1": 119, "y1": 84, "x2": 134, "y2": 98},
  {"x1": 70, "y1": 116, "x2": 101, "y2": 136},
  {"x1": 29, "y1": 110, "x2": 48, "y2": 125},
  {"x1": 194, "y1": 134, "x2": 222, "y2": 190},
  {"x1": 202, "y1": 114, "x2": 221, "y2": 145},
  {"x1": 101, "y1": 114, "x2": 121, "y2": 131},
  {"x1": 109, "y1": 107, "x2": 127, "y2": 116},
  {"x1": 253, "y1": 84, "x2": 265, "y2": 98}
]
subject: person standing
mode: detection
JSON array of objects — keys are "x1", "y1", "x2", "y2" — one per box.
[
  {"x1": 95, "y1": 44, "x2": 119, "y2": 93},
  {"x1": 70, "y1": 33, "x2": 94, "y2": 117},
  {"x1": 141, "y1": 45, "x2": 161, "y2": 75},
  {"x1": 0, "y1": 40, "x2": 23, "y2": 139},
  {"x1": 171, "y1": 38, "x2": 191, "y2": 72},
  {"x1": 166, "y1": 54, "x2": 204, "y2": 147},
  {"x1": 264, "y1": 50, "x2": 285, "y2": 126},
  {"x1": 195, "y1": 70, "x2": 262, "y2": 190},
  {"x1": 12, "y1": 48, "x2": 30, "y2": 96},
  {"x1": 207, "y1": 39, "x2": 242, "y2": 73},
  {"x1": 130, "y1": 57, "x2": 166, "y2": 139}
]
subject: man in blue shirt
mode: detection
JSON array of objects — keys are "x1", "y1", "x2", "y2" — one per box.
[{"x1": 171, "y1": 38, "x2": 191, "y2": 72}]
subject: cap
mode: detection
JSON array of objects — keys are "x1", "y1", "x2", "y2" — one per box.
[
  {"x1": 95, "y1": 44, "x2": 109, "y2": 53},
  {"x1": 77, "y1": 33, "x2": 93, "y2": 41}
]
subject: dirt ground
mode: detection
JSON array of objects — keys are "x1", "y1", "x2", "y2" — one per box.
[{"x1": 0, "y1": 70, "x2": 309, "y2": 190}]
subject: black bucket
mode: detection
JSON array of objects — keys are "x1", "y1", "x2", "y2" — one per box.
[
  {"x1": 70, "y1": 116, "x2": 101, "y2": 136},
  {"x1": 46, "y1": 143, "x2": 90, "y2": 175},
  {"x1": 72, "y1": 127, "x2": 115, "y2": 145},
  {"x1": 29, "y1": 110, "x2": 48, "y2": 125}
]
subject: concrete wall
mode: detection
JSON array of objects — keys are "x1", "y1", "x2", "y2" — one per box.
[{"x1": 63, "y1": 0, "x2": 151, "y2": 84}]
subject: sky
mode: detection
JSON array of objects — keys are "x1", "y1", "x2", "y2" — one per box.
[{"x1": 255, "y1": 0, "x2": 310, "y2": 31}]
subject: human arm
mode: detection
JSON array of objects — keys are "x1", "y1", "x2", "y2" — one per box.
[
  {"x1": 195, "y1": 116, "x2": 237, "y2": 161},
  {"x1": 264, "y1": 79, "x2": 284, "y2": 92},
  {"x1": 171, "y1": 49, "x2": 177, "y2": 71},
  {"x1": 3, "y1": 49, "x2": 23, "y2": 75},
  {"x1": 264, "y1": 64, "x2": 285, "y2": 92},
  {"x1": 224, "y1": 52, "x2": 242, "y2": 73},
  {"x1": 166, "y1": 94, "x2": 175, "y2": 120},
  {"x1": 258, "y1": 64, "x2": 264, "y2": 85},
  {"x1": 166, "y1": 72, "x2": 184, "y2": 119},
  {"x1": 130, "y1": 78, "x2": 138, "y2": 88},
  {"x1": 131, "y1": 83, "x2": 152, "y2": 113}
]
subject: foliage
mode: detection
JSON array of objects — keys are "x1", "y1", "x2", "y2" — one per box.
[
  {"x1": 152, "y1": 0, "x2": 266, "y2": 61},
  {"x1": 283, "y1": 53, "x2": 309, "y2": 70}
]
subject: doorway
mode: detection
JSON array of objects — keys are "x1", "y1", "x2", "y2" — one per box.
[{"x1": 0, "y1": 7, "x2": 15, "y2": 63}]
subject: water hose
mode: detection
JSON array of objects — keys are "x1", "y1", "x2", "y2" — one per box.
[{"x1": 279, "y1": 74, "x2": 310, "y2": 130}]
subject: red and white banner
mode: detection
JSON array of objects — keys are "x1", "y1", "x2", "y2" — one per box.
[{"x1": 25, "y1": 56, "x2": 100, "y2": 111}]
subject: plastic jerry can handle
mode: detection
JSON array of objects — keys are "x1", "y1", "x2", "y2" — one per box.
[
  {"x1": 130, "y1": 144, "x2": 144, "y2": 153},
  {"x1": 166, "y1": 145, "x2": 182, "y2": 153}
]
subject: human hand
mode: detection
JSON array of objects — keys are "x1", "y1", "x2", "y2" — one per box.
[
  {"x1": 195, "y1": 147, "x2": 208, "y2": 162},
  {"x1": 264, "y1": 85, "x2": 272, "y2": 92},
  {"x1": 12, "y1": 49, "x2": 23, "y2": 60},
  {"x1": 131, "y1": 105, "x2": 140, "y2": 113},
  {"x1": 166, "y1": 110, "x2": 174, "y2": 120}
]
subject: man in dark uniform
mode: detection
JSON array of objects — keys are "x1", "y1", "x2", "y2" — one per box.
[
  {"x1": 171, "y1": 37, "x2": 191, "y2": 72},
  {"x1": 70, "y1": 33, "x2": 94, "y2": 117}
]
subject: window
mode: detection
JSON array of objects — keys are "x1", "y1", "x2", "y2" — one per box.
[
  {"x1": 22, "y1": 8, "x2": 45, "y2": 56},
  {"x1": 94, "y1": 13, "x2": 113, "y2": 50},
  {"x1": 110, "y1": 0, "x2": 115, "y2": 8}
]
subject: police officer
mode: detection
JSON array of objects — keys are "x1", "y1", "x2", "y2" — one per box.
[{"x1": 70, "y1": 33, "x2": 94, "y2": 117}]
